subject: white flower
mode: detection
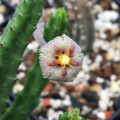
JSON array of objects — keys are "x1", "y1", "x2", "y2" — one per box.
[{"x1": 39, "y1": 34, "x2": 84, "y2": 82}]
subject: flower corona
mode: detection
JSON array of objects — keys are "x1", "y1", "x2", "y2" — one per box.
[{"x1": 39, "y1": 34, "x2": 84, "y2": 82}]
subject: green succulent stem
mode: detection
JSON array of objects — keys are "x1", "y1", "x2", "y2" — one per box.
[
  {"x1": 2, "y1": 51, "x2": 49, "y2": 120},
  {"x1": 43, "y1": 8, "x2": 69, "y2": 42},
  {"x1": 2, "y1": 8, "x2": 69, "y2": 119},
  {"x1": 0, "y1": 0, "x2": 45, "y2": 114}
]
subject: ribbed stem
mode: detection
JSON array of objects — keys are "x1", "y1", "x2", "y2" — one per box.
[
  {"x1": 2, "y1": 52, "x2": 49, "y2": 120},
  {"x1": 0, "y1": 0, "x2": 45, "y2": 114},
  {"x1": 43, "y1": 8, "x2": 69, "y2": 42}
]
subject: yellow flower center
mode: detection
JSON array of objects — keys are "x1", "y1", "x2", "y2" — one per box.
[{"x1": 58, "y1": 54, "x2": 70, "y2": 66}]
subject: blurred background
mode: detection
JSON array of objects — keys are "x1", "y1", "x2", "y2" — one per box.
[{"x1": 0, "y1": 0, "x2": 120, "y2": 120}]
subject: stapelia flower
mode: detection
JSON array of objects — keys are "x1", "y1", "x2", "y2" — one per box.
[{"x1": 39, "y1": 34, "x2": 84, "y2": 82}]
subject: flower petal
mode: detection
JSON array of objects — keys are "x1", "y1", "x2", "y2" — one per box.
[
  {"x1": 62, "y1": 66, "x2": 67, "y2": 77},
  {"x1": 70, "y1": 60, "x2": 80, "y2": 66}
]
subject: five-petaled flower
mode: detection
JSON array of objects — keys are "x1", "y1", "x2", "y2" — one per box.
[{"x1": 39, "y1": 34, "x2": 84, "y2": 82}]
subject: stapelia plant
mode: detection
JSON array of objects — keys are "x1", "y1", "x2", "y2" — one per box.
[
  {"x1": 0, "y1": 0, "x2": 45, "y2": 114},
  {"x1": 1, "y1": 0, "x2": 84, "y2": 118},
  {"x1": 59, "y1": 108, "x2": 84, "y2": 120},
  {"x1": 2, "y1": 8, "x2": 70, "y2": 120}
]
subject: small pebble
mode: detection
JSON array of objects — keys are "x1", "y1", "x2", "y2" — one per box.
[
  {"x1": 98, "y1": 11, "x2": 119, "y2": 22},
  {"x1": 104, "y1": 111, "x2": 112, "y2": 120},
  {"x1": 13, "y1": 83, "x2": 24, "y2": 94},
  {"x1": 16, "y1": 72, "x2": 25, "y2": 80},
  {"x1": 0, "y1": 5, "x2": 6, "y2": 14},
  {"x1": 113, "y1": 63, "x2": 120, "y2": 75},
  {"x1": 0, "y1": 14, "x2": 4, "y2": 24},
  {"x1": 47, "y1": 108, "x2": 55, "y2": 116},
  {"x1": 90, "y1": 84, "x2": 102, "y2": 92},
  {"x1": 51, "y1": 99, "x2": 62, "y2": 109},
  {"x1": 18, "y1": 63, "x2": 27, "y2": 71},
  {"x1": 43, "y1": 98, "x2": 51, "y2": 106},
  {"x1": 104, "y1": 65, "x2": 112, "y2": 79},
  {"x1": 82, "y1": 92, "x2": 99, "y2": 102},
  {"x1": 95, "y1": 54, "x2": 103, "y2": 63},
  {"x1": 110, "y1": 81, "x2": 119, "y2": 93},
  {"x1": 96, "y1": 77, "x2": 104, "y2": 84},
  {"x1": 26, "y1": 41, "x2": 39, "y2": 52},
  {"x1": 97, "y1": 112, "x2": 106, "y2": 119},
  {"x1": 113, "y1": 97, "x2": 120, "y2": 111},
  {"x1": 110, "y1": 74, "x2": 117, "y2": 81},
  {"x1": 105, "y1": 49, "x2": 115, "y2": 61},
  {"x1": 62, "y1": 98, "x2": 71, "y2": 106},
  {"x1": 89, "y1": 63, "x2": 99, "y2": 71}
]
